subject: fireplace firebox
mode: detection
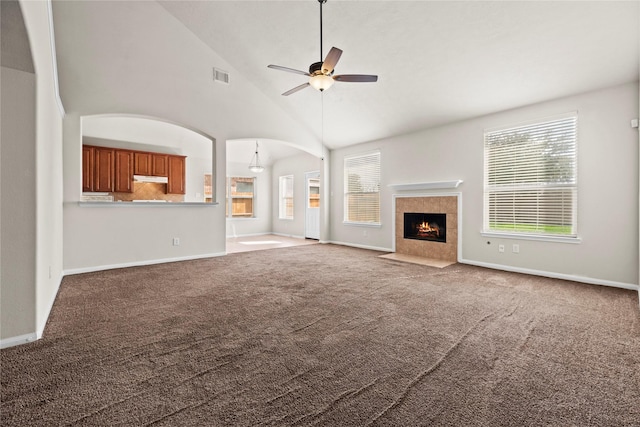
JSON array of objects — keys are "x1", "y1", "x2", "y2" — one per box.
[{"x1": 404, "y1": 213, "x2": 446, "y2": 243}]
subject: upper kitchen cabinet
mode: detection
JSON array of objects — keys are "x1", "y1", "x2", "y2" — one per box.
[
  {"x1": 167, "y1": 155, "x2": 186, "y2": 194},
  {"x1": 134, "y1": 152, "x2": 168, "y2": 177},
  {"x1": 114, "y1": 150, "x2": 134, "y2": 193},
  {"x1": 84, "y1": 146, "x2": 134, "y2": 193},
  {"x1": 82, "y1": 145, "x2": 95, "y2": 192},
  {"x1": 152, "y1": 154, "x2": 169, "y2": 177},
  {"x1": 133, "y1": 152, "x2": 152, "y2": 175},
  {"x1": 93, "y1": 147, "x2": 115, "y2": 192}
]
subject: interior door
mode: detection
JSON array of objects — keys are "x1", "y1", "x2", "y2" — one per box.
[{"x1": 305, "y1": 171, "x2": 320, "y2": 240}]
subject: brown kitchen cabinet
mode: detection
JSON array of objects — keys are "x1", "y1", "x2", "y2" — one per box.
[
  {"x1": 133, "y1": 152, "x2": 152, "y2": 175},
  {"x1": 82, "y1": 145, "x2": 95, "y2": 192},
  {"x1": 134, "y1": 152, "x2": 168, "y2": 177},
  {"x1": 167, "y1": 155, "x2": 186, "y2": 194},
  {"x1": 93, "y1": 147, "x2": 115, "y2": 192},
  {"x1": 84, "y1": 145, "x2": 186, "y2": 196},
  {"x1": 114, "y1": 150, "x2": 134, "y2": 193},
  {"x1": 152, "y1": 154, "x2": 168, "y2": 177}
]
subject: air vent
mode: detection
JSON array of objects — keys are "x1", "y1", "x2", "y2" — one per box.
[{"x1": 213, "y1": 67, "x2": 230, "y2": 84}]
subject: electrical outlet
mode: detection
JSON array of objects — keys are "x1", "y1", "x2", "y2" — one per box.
[
  {"x1": 363, "y1": 230, "x2": 368, "y2": 237},
  {"x1": 173, "y1": 237, "x2": 180, "y2": 246},
  {"x1": 512, "y1": 244, "x2": 520, "y2": 253},
  {"x1": 498, "y1": 244, "x2": 505, "y2": 253}
]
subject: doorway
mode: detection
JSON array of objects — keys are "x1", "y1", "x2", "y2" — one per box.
[{"x1": 305, "y1": 171, "x2": 320, "y2": 240}]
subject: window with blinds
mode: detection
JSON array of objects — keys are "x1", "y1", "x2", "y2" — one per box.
[
  {"x1": 279, "y1": 175, "x2": 294, "y2": 219},
  {"x1": 344, "y1": 151, "x2": 381, "y2": 224},
  {"x1": 484, "y1": 113, "x2": 577, "y2": 237}
]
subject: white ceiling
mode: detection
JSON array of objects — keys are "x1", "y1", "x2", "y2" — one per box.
[
  {"x1": 158, "y1": 0, "x2": 639, "y2": 151},
  {"x1": 226, "y1": 138, "x2": 311, "y2": 167}
]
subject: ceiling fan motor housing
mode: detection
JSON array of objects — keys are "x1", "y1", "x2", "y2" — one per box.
[{"x1": 309, "y1": 61, "x2": 333, "y2": 76}]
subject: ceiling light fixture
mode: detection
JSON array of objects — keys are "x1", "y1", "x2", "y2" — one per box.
[
  {"x1": 248, "y1": 141, "x2": 265, "y2": 173},
  {"x1": 309, "y1": 73, "x2": 334, "y2": 92}
]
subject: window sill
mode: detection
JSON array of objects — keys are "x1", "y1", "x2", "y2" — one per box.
[{"x1": 481, "y1": 231, "x2": 581, "y2": 244}]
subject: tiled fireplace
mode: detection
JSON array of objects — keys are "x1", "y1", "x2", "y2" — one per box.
[{"x1": 395, "y1": 196, "x2": 458, "y2": 262}]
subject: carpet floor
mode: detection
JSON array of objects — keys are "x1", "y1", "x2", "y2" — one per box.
[{"x1": 2, "y1": 244, "x2": 639, "y2": 426}]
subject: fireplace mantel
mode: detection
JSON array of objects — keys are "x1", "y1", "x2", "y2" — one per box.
[{"x1": 388, "y1": 180, "x2": 463, "y2": 191}]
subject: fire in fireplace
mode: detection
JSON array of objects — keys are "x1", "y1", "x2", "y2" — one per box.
[{"x1": 404, "y1": 212, "x2": 446, "y2": 243}]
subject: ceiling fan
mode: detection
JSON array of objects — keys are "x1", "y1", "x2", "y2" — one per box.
[{"x1": 267, "y1": 0, "x2": 378, "y2": 96}]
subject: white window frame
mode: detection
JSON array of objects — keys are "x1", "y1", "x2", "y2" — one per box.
[
  {"x1": 279, "y1": 175, "x2": 294, "y2": 220},
  {"x1": 483, "y1": 112, "x2": 578, "y2": 242},
  {"x1": 343, "y1": 150, "x2": 381, "y2": 226},
  {"x1": 226, "y1": 176, "x2": 256, "y2": 218}
]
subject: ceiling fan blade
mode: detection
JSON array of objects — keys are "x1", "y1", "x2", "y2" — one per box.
[
  {"x1": 268, "y1": 64, "x2": 310, "y2": 76},
  {"x1": 282, "y1": 82, "x2": 310, "y2": 96},
  {"x1": 333, "y1": 74, "x2": 378, "y2": 83},
  {"x1": 321, "y1": 47, "x2": 343, "y2": 74}
]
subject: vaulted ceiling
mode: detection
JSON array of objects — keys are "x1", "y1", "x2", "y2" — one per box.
[
  {"x1": 158, "y1": 0, "x2": 639, "y2": 149},
  {"x1": 52, "y1": 1, "x2": 639, "y2": 162}
]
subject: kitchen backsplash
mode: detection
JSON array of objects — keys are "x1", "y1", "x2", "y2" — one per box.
[{"x1": 112, "y1": 182, "x2": 184, "y2": 202}]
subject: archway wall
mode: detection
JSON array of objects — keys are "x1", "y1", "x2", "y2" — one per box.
[{"x1": 56, "y1": 1, "x2": 321, "y2": 273}]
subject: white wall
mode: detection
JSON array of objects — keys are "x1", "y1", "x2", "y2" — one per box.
[
  {"x1": 225, "y1": 162, "x2": 272, "y2": 238},
  {"x1": 330, "y1": 82, "x2": 639, "y2": 289},
  {"x1": 1, "y1": 0, "x2": 65, "y2": 347},
  {"x1": 272, "y1": 152, "x2": 322, "y2": 238},
  {"x1": 55, "y1": 1, "x2": 321, "y2": 273},
  {"x1": 1, "y1": 66, "x2": 37, "y2": 343}
]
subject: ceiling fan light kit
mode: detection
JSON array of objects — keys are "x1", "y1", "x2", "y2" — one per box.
[
  {"x1": 267, "y1": 0, "x2": 377, "y2": 96},
  {"x1": 309, "y1": 73, "x2": 334, "y2": 91}
]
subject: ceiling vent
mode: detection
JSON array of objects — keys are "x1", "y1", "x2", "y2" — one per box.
[{"x1": 213, "y1": 67, "x2": 230, "y2": 84}]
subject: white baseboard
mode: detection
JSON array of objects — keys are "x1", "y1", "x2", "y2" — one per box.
[
  {"x1": 63, "y1": 252, "x2": 227, "y2": 276},
  {"x1": 0, "y1": 332, "x2": 38, "y2": 349},
  {"x1": 459, "y1": 258, "x2": 639, "y2": 291},
  {"x1": 326, "y1": 240, "x2": 393, "y2": 253},
  {"x1": 325, "y1": 242, "x2": 638, "y2": 292}
]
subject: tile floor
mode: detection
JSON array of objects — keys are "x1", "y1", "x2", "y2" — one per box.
[{"x1": 226, "y1": 234, "x2": 318, "y2": 254}]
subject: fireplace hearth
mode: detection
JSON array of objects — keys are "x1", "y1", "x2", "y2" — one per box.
[{"x1": 404, "y1": 212, "x2": 446, "y2": 243}]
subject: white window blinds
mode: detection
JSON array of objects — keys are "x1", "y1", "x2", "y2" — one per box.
[
  {"x1": 279, "y1": 175, "x2": 294, "y2": 219},
  {"x1": 344, "y1": 151, "x2": 381, "y2": 224},
  {"x1": 484, "y1": 114, "x2": 577, "y2": 237}
]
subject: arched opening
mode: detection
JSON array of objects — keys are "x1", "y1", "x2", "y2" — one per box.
[
  {"x1": 225, "y1": 138, "x2": 324, "y2": 247},
  {"x1": 80, "y1": 115, "x2": 216, "y2": 204}
]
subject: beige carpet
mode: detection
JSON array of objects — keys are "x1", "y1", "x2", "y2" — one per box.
[
  {"x1": 2, "y1": 244, "x2": 639, "y2": 426},
  {"x1": 378, "y1": 252, "x2": 456, "y2": 268}
]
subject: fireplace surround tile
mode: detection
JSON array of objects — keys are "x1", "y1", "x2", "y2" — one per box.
[{"x1": 395, "y1": 196, "x2": 458, "y2": 263}]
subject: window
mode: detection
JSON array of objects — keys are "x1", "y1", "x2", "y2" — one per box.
[
  {"x1": 484, "y1": 113, "x2": 577, "y2": 237},
  {"x1": 226, "y1": 177, "x2": 255, "y2": 218},
  {"x1": 279, "y1": 175, "x2": 294, "y2": 219},
  {"x1": 344, "y1": 151, "x2": 381, "y2": 224},
  {"x1": 308, "y1": 178, "x2": 320, "y2": 208}
]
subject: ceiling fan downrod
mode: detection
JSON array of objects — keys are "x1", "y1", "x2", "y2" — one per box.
[{"x1": 319, "y1": 0, "x2": 327, "y2": 63}]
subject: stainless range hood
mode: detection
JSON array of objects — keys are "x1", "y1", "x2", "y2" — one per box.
[{"x1": 133, "y1": 175, "x2": 168, "y2": 184}]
